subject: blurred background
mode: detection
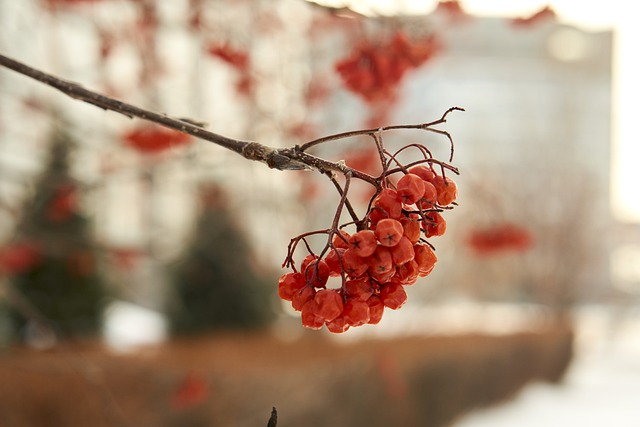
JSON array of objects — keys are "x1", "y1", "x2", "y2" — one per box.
[{"x1": 0, "y1": 0, "x2": 638, "y2": 426}]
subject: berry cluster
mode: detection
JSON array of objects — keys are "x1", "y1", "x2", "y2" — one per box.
[
  {"x1": 335, "y1": 32, "x2": 439, "y2": 103},
  {"x1": 278, "y1": 165, "x2": 457, "y2": 333},
  {"x1": 467, "y1": 223, "x2": 534, "y2": 256}
]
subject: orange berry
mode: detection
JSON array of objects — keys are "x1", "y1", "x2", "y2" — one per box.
[
  {"x1": 408, "y1": 165, "x2": 436, "y2": 182},
  {"x1": 344, "y1": 278, "x2": 374, "y2": 301},
  {"x1": 301, "y1": 300, "x2": 325, "y2": 329},
  {"x1": 324, "y1": 248, "x2": 345, "y2": 277},
  {"x1": 368, "y1": 246, "x2": 396, "y2": 283},
  {"x1": 432, "y1": 175, "x2": 457, "y2": 206},
  {"x1": 366, "y1": 295, "x2": 385, "y2": 324},
  {"x1": 373, "y1": 188, "x2": 403, "y2": 219},
  {"x1": 304, "y1": 258, "x2": 330, "y2": 287},
  {"x1": 390, "y1": 236, "x2": 415, "y2": 266},
  {"x1": 418, "y1": 181, "x2": 438, "y2": 209},
  {"x1": 342, "y1": 298, "x2": 371, "y2": 326},
  {"x1": 326, "y1": 315, "x2": 350, "y2": 333},
  {"x1": 414, "y1": 244, "x2": 437, "y2": 277},
  {"x1": 375, "y1": 218, "x2": 404, "y2": 247},
  {"x1": 278, "y1": 272, "x2": 305, "y2": 301},
  {"x1": 313, "y1": 289, "x2": 344, "y2": 322},
  {"x1": 400, "y1": 216, "x2": 421, "y2": 244},
  {"x1": 332, "y1": 229, "x2": 351, "y2": 249},
  {"x1": 380, "y1": 282, "x2": 407, "y2": 310},
  {"x1": 423, "y1": 212, "x2": 447, "y2": 237},
  {"x1": 349, "y1": 230, "x2": 378, "y2": 257},
  {"x1": 342, "y1": 249, "x2": 369, "y2": 278},
  {"x1": 397, "y1": 173, "x2": 425, "y2": 204},
  {"x1": 394, "y1": 259, "x2": 419, "y2": 285},
  {"x1": 292, "y1": 285, "x2": 315, "y2": 311}
]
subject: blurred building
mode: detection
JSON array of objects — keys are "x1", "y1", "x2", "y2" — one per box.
[{"x1": 392, "y1": 14, "x2": 614, "y2": 306}]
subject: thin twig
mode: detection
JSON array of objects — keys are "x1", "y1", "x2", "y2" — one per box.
[
  {"x1": 267, "y1": 407, "x2": 277, "y2": 427},
  {"x1": 299, "y1": 106, "x2": 464, "y2": 153}
]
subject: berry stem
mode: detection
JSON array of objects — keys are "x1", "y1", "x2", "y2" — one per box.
[{"x1": 298, "y1": 106, "x2": 464, "y2": 155}]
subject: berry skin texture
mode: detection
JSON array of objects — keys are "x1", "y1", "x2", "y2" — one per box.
[
  {"x1": 414, "y1": 244, "x2": 437, "y2": 277},
  {"x1": 301, "y1": 301, "x2": 325, "y2": 330},
  {"x1": 397, "y1": 173, "x2": 426, "y2": 204},
  {"x1": 433, "y1": 175, "x2": 457, "y2": 206},
  {"x1": 344, "y1": 278, "x2": 374, "y2": 301},
  {"x1": 374, "y1": 189, "x2": 403, "y2": 219},
  {"x1": 423, "y1": 212, "x2": 447, "y2": 238},
  {"x1": 304, "y1": 259, "x2": 331, "y2": 287},
  {"x1": 400, "y1": 216, "x2": 421, "y2": 244},
  {"x1": 366, "y1": 295, "x2": 385, "y2": 324},
  {"x1": 394, "y1": 259, "x2": 419, "y2": 285},
  {"x1": 349, "y1": 230, "x2": 378, "y2": 257},
  {"x1": 380, "y1": 282, "x2": 408, "y2": 310},
  {"x1": 419, "y1": 181, "x2": 438, "y2": 209},
  {"x1": 375, "y1": 218, "x2": 405, "y2": 247},
  {"x1": 408, "y1": 165, "x2": 436, "y2": 183},
  {"x1": 332, "y1": 230, "x2": 351, "y2": 249},
  {"x1": 324, "y1": 248, "x2": 346, "y2": 277},
  {"x1": 292, "y1": 285, "x2": 315, "y2": 311},
  {"x1": 326, "y1": 316, "x2": 350, "y2": 333},
  {"x1": 313, "y1": 289, "x2": 344, "y2": 322},
  {"x1": 278, "y1": 272, "x2": 305, "y2": 301},
  {"x1": 342, "y1": 249, "x2": 369, "y2": 278},
  {"x1": 342, "y1": 298, "x2": 371, "y2": 326},
  {"x1": 368, "y1": 246, "x2": 394, "y2": 277},
  {"x1": 390, "y1": 236, "x2": 415, "y2": 266}
]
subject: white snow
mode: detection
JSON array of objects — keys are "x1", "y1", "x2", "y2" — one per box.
[{"x1": 454, "y1": 305, "x2": 640, "y2": 426}]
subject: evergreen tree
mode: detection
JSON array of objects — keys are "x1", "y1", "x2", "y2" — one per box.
[
  {"x1": 169, "y1": 185, "x2": 275, "y2": 334},
  {"x1": 6, "y1": 125, "x2": 107, "y2": 341}
]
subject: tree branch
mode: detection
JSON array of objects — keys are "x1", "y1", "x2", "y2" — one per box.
[
  {"x1": 0, "y1": 52, "x2": 456, "y2": 188},
  {"x1": 0, "y1": 53, "x2": 314, "y2": 171}
]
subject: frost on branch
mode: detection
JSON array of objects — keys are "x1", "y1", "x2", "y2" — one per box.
[{"x1": 278, "y1": 108, "x2": 462, "y2": 333}]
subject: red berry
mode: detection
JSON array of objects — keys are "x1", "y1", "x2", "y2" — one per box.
[
  {"x1": 326, "y1": 315, "x2": 350, "y2": 333},
  {"x1": 324, "y1": 248, "x2": 346, "y2": 277},
  {"x1": 342, "y1": 298, "x2": 371, "y2": 326},
  {"x1": 301, "y1": 254, "x2": 317, "y2": 273},
  {"x1": 342, "y1": 249, "x2": 369, "y2": 278},
  {"x1": 292, "y1": 285, "x2": 315, "y2": 311},
  {"x1": 432, "y1": 175, "x2": 457, "y2": 206},
  {"x1": 400, "y1": 216, "x2": 421, "y2": 244},
  {"x1": 414, "y1": 244, "x2": 437, "y2": 277},
  {"x1": 380, "y1": 282, "x2": 407, "y2": 310},
  {"x1": 408, "y1": 165, "x2": 436, "y2": 182},
  {"x1": 278, "y1": 272, "x2": 305, "y2": 301},
  {"x1": 344, "y1": 278, "x2": 374, "y2": 301},
  {"x1": 301, "y1": 301, "x2": 325, "y2": 329},
  {"x1": 373, "y1": 188, "x2": 403, "y2": 219},
  {"x1": 375, "y1": 218, "x2": 404, "y2": 247},
  {"x1": 332, "y1": 229, "x2": 351, "y2": 249},
  {"x1": 397, "y1": 173, "x2": 425, "y2": 204},
  {"x1": 366, "y1": 295, "x2": 385, "y2": 324},
  {"x1": 390, "y1": 236, "x2": 415, "y2": 266},
  {"x1": 349, "y1": 230, "x2": 378, "y2": 257},
  {"x1": 423, "y1": 212, "x2": 447, "y2": 237},
  {"x1": 394, "y1": 259, "x2": 419, "y2": 285},
  {"x1": 313, "y1": 289, "x2": 344, "y2": 322},
  {"x1": 304, "y1": 258, "x2": 330, "y2": 287},
  {"x1": 418, "y1": 181, "x2": 438, "y2": 209},
  {"x1": 368, "y1": 246, "x2": 394, "y2": 278}
]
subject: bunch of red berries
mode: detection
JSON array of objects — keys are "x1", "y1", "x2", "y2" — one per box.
[{"x1": 278, "y1": 164, "x2": 457, "y2": 333}]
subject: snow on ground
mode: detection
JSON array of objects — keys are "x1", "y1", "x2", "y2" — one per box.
[{"x1": 454, "y1": 304, "x2": 640, "y2": 427}]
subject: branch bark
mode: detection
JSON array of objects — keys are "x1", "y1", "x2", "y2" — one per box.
[
  {"x1": 0, "y1": 53, "x2": 339, "y2": 174},
  {"x1": 0, "y1": 52, "x2": 458, "y2": 188}
]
